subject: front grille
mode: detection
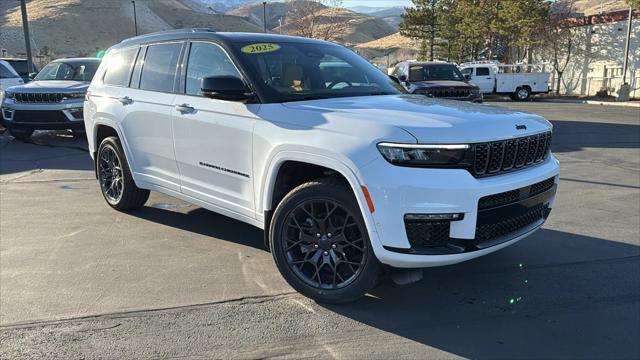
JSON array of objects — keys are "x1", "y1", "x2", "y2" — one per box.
[
  {"x1": 474, "y1": 203, "x2": 546, "y2": 244},
  {"x1": 472, "y1": 132, "x2": 551, "y2": 177},
  {"x1": 404, "y1": 177, "x2": 556, "y2": 253},
  {"x1": 416, "y1": 88, "x2": 471, "y2": 98},
  {"x1": 478, "y1": 176, "x2": 556, "y2": 210},
  {"x1": 12, "y1": 110, "x2": 69, "y2": 123},
  {"x1": 14, "y1": 93, "x2": 65, "y2": 103}
]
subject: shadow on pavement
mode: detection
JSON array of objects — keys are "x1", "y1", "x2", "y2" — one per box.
[
  {"x1": 322, "y1": 228, "x2": 640, "y2": 359},
  {"x1": 0, "y1": 131, "x2": 92, "y2": 175}
]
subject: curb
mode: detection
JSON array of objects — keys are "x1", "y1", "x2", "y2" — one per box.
[{"x1": 536, "y1": 98, "x2": 640, "y2": 108}]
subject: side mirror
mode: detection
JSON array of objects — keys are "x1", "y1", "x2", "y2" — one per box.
[
  {"x1": 398, "y1": 74, "x2": 407, "y2": 82},
  {"x1": 464, "y1": 74, "x2": 471, "y2": 80},
  {"x1": 28, "y1": 72, "x2": 38, "y2": 80},
  {"x1": 201, "y1": 76, "x2": 251, "y2": 101},
  {"x1": 388, "y1": 75, "x2": 400, "y2": 84}
]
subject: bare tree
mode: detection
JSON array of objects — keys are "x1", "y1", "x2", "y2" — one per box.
[
  {"x1": 283, "y1": 0, "x2": 347, "y2": 41},
  {"x1": 540, "y1": 0, "x2": 578, "y2": 95}
]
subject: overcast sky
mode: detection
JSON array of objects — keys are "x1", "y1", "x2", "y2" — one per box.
[{"x1": 342, "y1": 0, "x2": 412, "y2": 8}]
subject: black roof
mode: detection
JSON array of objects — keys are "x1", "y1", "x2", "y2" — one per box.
[{"x1": 115, "y1": 29, "x2": 332, "y2": 49}]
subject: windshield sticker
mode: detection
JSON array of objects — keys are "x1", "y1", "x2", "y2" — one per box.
[{"x1": 241, "y1": 43, "x2": 281, "y2": 54}]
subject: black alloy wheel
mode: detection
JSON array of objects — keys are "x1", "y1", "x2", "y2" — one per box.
[{"x1": 270, "y1": 178, "x2": 380, "y2": 303}]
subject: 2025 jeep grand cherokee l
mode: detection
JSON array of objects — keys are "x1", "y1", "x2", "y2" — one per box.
[{"x1": 84, "y1": 30, "x2": 559, "y2": 303}]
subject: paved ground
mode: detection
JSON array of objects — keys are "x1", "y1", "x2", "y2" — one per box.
[{"x1": 1, "y1": 102, "x2": 639, "y2": 359}]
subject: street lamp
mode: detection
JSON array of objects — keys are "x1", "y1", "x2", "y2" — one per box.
[
  {"x1": 262, "y1": 2, "x2": 267, "y2": 33},
  {"x1": 131, "y1": 1, "x2": 138, "y2": 36},
  {"x1": 19, "y1": 0, "x2": 33, "y2": 76}
]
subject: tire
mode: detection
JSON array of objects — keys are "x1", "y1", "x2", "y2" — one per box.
[
  {"x1": 8, "y1": 128, "x2": 34, "y2": 142},
  {"x1": 514, "y1": 87, "x2": 531, "y2": 101},
  {"x1": 96, "y1": 136, "x2": 149, "y2": 211},
  {"x1": 270, "y1": 177, "x2": 381, "y2": 303}
]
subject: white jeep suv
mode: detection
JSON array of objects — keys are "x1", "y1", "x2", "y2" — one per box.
[{"x1": 84, "y1": 29, "x2": 559, "y2": 303}]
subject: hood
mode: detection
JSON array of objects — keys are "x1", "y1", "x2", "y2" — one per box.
[
  {"x1": 410, "y1": 80, "x2": 476, "y2": 89},
  {"x1": 282, "y1": 95, "x2": 551, "y2": 143},
  {"x1": 8, "y1": 80, "x2": 89, "y2": 93}
]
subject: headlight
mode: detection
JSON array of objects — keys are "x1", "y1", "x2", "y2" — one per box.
[
  {"x1": 377, "y1": 143, "x2": 470, "y2": 166},
  {"x1": 62, "y1": 92, "x2": 85, "y2": 99},
  {"x1": 4, "y1": 91, "x2": 15, "y2": 99}
]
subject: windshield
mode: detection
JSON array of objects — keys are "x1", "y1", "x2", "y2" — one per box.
[
  {"x1": 409, "y1": 64, "x2": 465, "y2": 82},
  {"x1": 232, "y1": 42, "x2": 404, "y2": 103},
  {"x1": 34, "y1": 61, "x2": 99, "y2": 81}
]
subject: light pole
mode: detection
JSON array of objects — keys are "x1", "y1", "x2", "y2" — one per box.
[
  {"x1": 131, "y1": 1, "x2": 138, "y2": 36},
  {"x1": 262, "y1": 2, "x2": 267, "y2": 33},
  {"x1": 621, "y1": 6, "x2": 633, "y2": 85},
  {"x1": 19, "y1": 0, "x2": 33, "y2": 75}
]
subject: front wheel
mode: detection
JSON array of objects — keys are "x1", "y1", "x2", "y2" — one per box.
[
  {"x1": 270, "y1": 178, "x2": 381, "y2": 303},
  {"x1": 97, "y1": 136, "x2": 149, "y2": 211}
]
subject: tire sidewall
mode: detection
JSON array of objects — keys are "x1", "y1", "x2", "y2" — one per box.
[{"x1": 270, "y1": 180, "x2": 380, "y2": 303}]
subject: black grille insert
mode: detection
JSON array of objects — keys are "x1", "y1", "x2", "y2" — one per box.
[
  {"x1": 14, "y1": 93, "x2": 65, "y2": 103},
  {"x1": 472, "y1": 132, "x2": 552, "y2": 177},
  {"x1": 478, "y1": 177, "x2": 556, "y2": 210},
  {"x1": 12, "y1": 110, "x2": 69, "y2": 123}
]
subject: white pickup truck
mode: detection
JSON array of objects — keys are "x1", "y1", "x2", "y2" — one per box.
[{"x1": 460, "y1": 61, "x2": 550, "y2": 101}]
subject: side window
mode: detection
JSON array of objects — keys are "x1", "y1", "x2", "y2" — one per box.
[
  {"x1": 476, "y1": 67, "x2": 490, "y2": 76},
  {"x1": 185, "y1": 42, "x2": 241, "y2": 96},
  {"x1": 460, "y1": 68, "x2": 472, "y2": 77},
  {"x1": 0, "y1": 63, "x2": 16, "y2": 79},
  {"x1": 139, "y1": 42, "x2": 182, "y2": 93},
  {"x1": 103, "y1": 47, "x2": 139, "y2": 87}
]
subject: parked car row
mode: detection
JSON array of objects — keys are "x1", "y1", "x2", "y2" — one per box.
[{"x1": 1, "y1": 57, "x2": 100, "y2": 140}]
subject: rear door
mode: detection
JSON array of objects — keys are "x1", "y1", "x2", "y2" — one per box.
[
  {"x1": 471, "y1": 67, "x2": 494, "y2": 93},
  {"x1": 172, "y1": 40, "x2": 258, "y2": 218},
  {"x1": 98, "y1": 42, "x2": 184, "y2": 191}
]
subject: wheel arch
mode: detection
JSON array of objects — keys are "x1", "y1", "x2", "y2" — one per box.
[{"x1": 260, "y1": 151, "x2": 377, "y2": 249}]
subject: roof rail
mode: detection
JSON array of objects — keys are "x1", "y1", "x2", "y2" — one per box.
[{"x1": 120, "y1": 28, "x2": 216, "y2": 43}]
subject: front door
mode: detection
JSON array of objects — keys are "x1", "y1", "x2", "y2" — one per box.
[
  {"x1": 471, "y1": 67, "x2": 494, "y2": 93},
  {"x1": 172, "y1": 41, "x2": 257, "y2": 218}
]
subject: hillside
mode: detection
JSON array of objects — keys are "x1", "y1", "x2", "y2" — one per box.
[
  {"x1": 228, "y1": 1, "x2": 289, "y2": 30},
  {"x1": 0, "y1": 0, "x2": 262, "y2": 59},
  {"x1": 274, "y1": 7, "x2": 397, "y2": 45}
]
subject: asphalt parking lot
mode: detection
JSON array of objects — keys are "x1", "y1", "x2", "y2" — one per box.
[{"x1": 1, "y1": 102, "x2": 639, "y2": 359}]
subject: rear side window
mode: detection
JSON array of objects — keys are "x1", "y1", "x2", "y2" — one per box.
[
  {"x1": 0, "y1": 63, "x2": 17, "y2": 78},
  {"x1": 139, "y1": 42, "x2": 182, "y2": 93},
  {"x1": 103, "y1": 47, "x2": 139, "y2": 87},
  {"x1": 476, "y1": 67, "x2": 490, "y2": 76}
]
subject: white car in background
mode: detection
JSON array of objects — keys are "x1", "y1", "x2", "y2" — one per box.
[
  {"x1": 460, "y1": 61, "x2": 551, "y2": 101},
  {"x1": 85, "y1": 30, "x2": 559, "y2": 303},
  {"x1": 0, "y1": 60, "x2": 24, "y2": 104}
]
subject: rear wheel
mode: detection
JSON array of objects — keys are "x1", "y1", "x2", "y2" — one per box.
[
  {"x1": 514, "y1": 87, "x2": 531, "y2": 101},
  {"x1": 97, "y1": 136, "x2": 149, "y2": 211},
  {"x1": 270, "y1": 178, "x2": 380, "y2": 303},
  {"x1": 8, "y1": 128, "x2": 34, "y2": 142}
]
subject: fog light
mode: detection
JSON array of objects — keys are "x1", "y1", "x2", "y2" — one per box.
[{"x1": 404, "y1": 213, "x2": 464, "y2": 222}]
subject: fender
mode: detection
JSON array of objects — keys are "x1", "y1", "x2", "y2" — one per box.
[
  {"x1": 258, "y1": 149, "x2": 382, "y2": 249},
  {"x1": 91, "y1": 119, "x2": 140, "y2": 187}
]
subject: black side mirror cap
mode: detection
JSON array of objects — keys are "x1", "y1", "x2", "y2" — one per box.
[
  {"x1": 201, "y1": 76, "x2": 252, "y2": 101},
  {"x1": 398, "y1": 74, "x2": 407, "y2": 82},
  {"x1": 464, "y1": 74, "x2": 471, "y2": 80}
]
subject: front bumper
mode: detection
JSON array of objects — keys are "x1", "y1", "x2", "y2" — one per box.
[
  {"x1": 358, "y1": 154, "x2": 560, "y2": 268},
  {"x1": 1, "y1": 98, "x2": 85, "y2": 130}
]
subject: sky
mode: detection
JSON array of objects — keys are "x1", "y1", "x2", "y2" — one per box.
[{"x1": 342, "y1": 0, "x2": 412, "y2": 7}]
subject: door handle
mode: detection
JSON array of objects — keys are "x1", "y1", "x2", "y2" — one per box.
[
  {"x1": 118, "y1": 96, "x2": 133, "y2": 105},
  {"x1": 486, "y1": 77, "x2": 492, "y2": 80},
  {"x1": 175, "y1": 103, "x2": 195, "y2": 114}
]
